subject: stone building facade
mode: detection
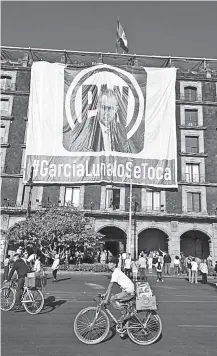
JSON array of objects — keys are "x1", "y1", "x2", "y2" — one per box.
[{"x1": 1, "y1": 48, "x2": 217, "y2": 264}]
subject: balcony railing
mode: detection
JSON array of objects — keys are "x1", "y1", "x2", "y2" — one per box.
[
  {"x1": 178, "y1": 94, "x2": 202, "y2": 102},
  {"x1": 181, "y1": 173, "x2": 206, "y2": 183},
  {"x1": 0, "y1": 83, "x2": 16, "y2": 91},
  {"x1": 185, "y1": 147, "x2": 199, "y2": 154}
]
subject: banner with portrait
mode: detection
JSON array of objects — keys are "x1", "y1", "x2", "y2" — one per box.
[{"x1": 24, "y1": 62, "x2": 177, "y2": 188}]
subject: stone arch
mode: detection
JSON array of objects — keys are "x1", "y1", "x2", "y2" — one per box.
[
  {"x1": 180, "y1": 229, "x2": 211, "y2": 259},
  {"x1": 138, "y1": 228, "x2": 169, "y2": 254},
  {"x1": 97, "y1": 225, "x2": 127, "y2": 257}
]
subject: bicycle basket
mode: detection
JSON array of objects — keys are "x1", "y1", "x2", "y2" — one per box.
[{"x1": 25, "y1": 276, "x2": 36, "y2": 288}]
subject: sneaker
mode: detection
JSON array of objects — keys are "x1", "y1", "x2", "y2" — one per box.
[
  {"x1": 161, "y1": 279, "x2": 164, "y2": 282},
  {"x1": 156, "y1": 280, "x2": 159, "y2": 282}
]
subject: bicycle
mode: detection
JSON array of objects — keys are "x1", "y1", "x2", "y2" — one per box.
[
  {"x1": 74, "y1": 293, "x2": 162, "y2": 345},
  {"x1": 0, "y1": 278, "x2": 44, "y2": 315}
]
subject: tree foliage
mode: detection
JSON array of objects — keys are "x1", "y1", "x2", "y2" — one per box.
[{"x1": 8, "y1": 206, "x2": 103, "y2": 260}]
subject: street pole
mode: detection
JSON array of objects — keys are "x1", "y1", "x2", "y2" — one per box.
[
  {"x1": 134, "y1": 201, "x2": 138, "y2": 260},
  {"x1": 26, "y1": 166, "x2": 34, "y2": 217},
  {"x1": 128, "y1": 179, "x2": 133, "y2": 254}
]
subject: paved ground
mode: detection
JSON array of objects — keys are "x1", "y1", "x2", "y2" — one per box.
[{"x1": 1, "y1": 272, "x2": 217, "y2": 356}]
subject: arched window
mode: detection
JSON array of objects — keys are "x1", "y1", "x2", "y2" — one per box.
[
  {"x1": 184, "y1": 86, "x2": 197, "y2": 102},
  {"x1": 0, "y1": 75, "x2": 12, "y2": 90}
]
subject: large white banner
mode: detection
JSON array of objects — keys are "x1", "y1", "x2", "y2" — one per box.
[{"x1": 24, "y1": 62, "x2": 177, "y2": 187}]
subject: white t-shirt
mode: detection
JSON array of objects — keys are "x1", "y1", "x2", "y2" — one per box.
[
  {"x1": 191, "y1": 261, "x2": 198, "y2": 271},
  {"x1": 124, "y1": 258, "x2": 131, "y2": 269},
  {"x1": 122, "y1": 253, "x2": 127, "y2": 260},
  {"x1": 138, "y1": 257, "x2": 146, "y2": 268},
  {"x1": 111, "y1": 268, "x2": 134, "y2": 293},
  {"x1": 34, "y1": 260, "x2": 41, "y2": 273},
  {"x1": 174, "y1": 259, "x2": 180, "y2": 266}
]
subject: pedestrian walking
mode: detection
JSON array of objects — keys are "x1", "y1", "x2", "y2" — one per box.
[
  {"x1": 124, "y1": 253, "x2": 131, "y2": 278},
  {"x1": 3, "y1": 254, "x2": 10, "y2": 281},
  {"x1": 51, "y1": 254, "x2": 60, "y2": 282},
  {"x1": 163, "y1": 253, "x2": 171, "y2": 275},
  {"x1": 155, "y1": 259, "x2": 163, "y2": 282},
  {"x1": 173, "y1": 256, "x2": 180, "y2": 276},
  {"x1": 191, "y1": 258, "x2": 198, "y2": 284},
  {"x1": 180, "y1": 253, "x2": 186, "y2": 274},
  {"x1": 200, "y1": 259, "x2": 208, "y2": 284},
  {"x1": 131, "y1": 260, "x2": 138, "y2": 282},
  {"x1": 215, "y1": 261, "x2": 217, "y2": 277},
  {"x1": 186, "y1": 256, "x2": 192, "y2": 282},
  {"x1": 138, "y1": 253, "x2": 147, "y2": 281}
]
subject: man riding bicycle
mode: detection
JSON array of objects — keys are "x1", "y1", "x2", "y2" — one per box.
[
  {"x1": 4, "y1": 252, "x2": 29, "y2": 310},
  {"x1": 102, "y1": 257, "x2": 135, "y2": 322}
]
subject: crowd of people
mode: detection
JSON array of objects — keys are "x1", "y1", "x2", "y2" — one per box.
[{"x1": 115, "y1": 250, "x2": 217, "y2": 284}]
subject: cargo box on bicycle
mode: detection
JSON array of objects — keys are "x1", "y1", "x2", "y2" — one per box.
[{"x1": 136, "y1": 282, "x2": 157, "y2": 311}]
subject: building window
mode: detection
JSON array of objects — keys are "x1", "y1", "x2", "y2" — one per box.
[
  {"x1": 146, "y1": 191, "x2": 162, "y2": 211},
  {"x1": 184, "y1": 87, "x2": 197, "y2": 102},
  {"x1": 185, "y1": 109, "x2": 198, "y2": 127},
  {"x1": 185, "y1": 136, "x2": 199, "y2": 154},
  {"x1": 64, "y1": 187, "x2": 80, "y2": 207},
  {"x1": 185, "y1": 163, "x2": 200, "y2": 182},
  {"x1": 1, "y1": 125, "x2": 6, "y2": 143},
  {"x1": 187, "y1": 192, "x2": 201, "y2": 213},
  {"x1": 105, "y1": 187, "x2": 120, "y2": 209},
  {"x1": 0, "y1": 75, "x2": 12, "y2": 90},
  {"x1": 0, "y1": 98, "x2": 9, "y2": 115}
]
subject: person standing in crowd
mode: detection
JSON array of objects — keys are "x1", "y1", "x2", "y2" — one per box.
[
  {"x1": 155, "y1": 258, "x2": 164, "y2": 282},
  {"x1": 3, "y1": 254, "x2": 10, "y2": 281},
  {"x1": 200, "y1": 259, "x2": 208, "y2": 284},
  {"x1": 180, "y1": 253, "x2": 186, "y2": 274},
  {"x1": 131, "y1": 260, "x2": 138, "y2": 282},
  {"x1": 124, "y1": 253, "x2": 131, "y2": 278},
  {"x1": 122, "y1": 251, "x2": 127, "y2": 270},
  {"x1": 100, "y1": 250, "x2": 107, "y2": 265},
  {"x1": 173, "y1": 256, "x2": 180, "y2": 276},
  {"x1": 191, "y1": 258, "x2": 198, "y2": 284},
  {"x1": 148, "y1": 252, "x2": 153, "y2": 271},
  {"x1": 215, "y1": 261, "x2": 217, "y2": 277},
  {"x1": 164, "y1": 252, "x2": 171, "y2": 275},
  {"x1": 138, "y1": 252, "x2": 147, "y2": 281},
  {"x1": 152, "y1": 252, "x2": 158, "y2": 271},
  {"x1": 51, "y1": 254, "x2": 60, "y2": 282},
  {"x1": 33, "y1": 255, "x2": 42, "y2": 273},
  {"x1": 27, "y1": 252, "x2": 37, "y2": 270},
  {"x1": 186, "y1": 256, "x2": 192, "y2": 282},
  {"x1": 118, "y1": 254, "x2": 122, "y2": 269},
  {"x1": 207, "y1": 255, "x2": 212, "y2": 268}
]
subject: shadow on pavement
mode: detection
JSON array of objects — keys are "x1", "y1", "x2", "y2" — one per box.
[
  {"x1": 40, "y1": 296, "x2": 67, "y2": 314},
  {"x1": 101, "y1": 324, "x2": 116, "y2": 343},
  {"x1": 53, "y1": 277, "x2": 72, "y2": 283}
]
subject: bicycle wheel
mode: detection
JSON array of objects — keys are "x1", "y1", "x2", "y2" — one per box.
[
  {"x1": 126, "y1": 310, "x2": 162, "y2": 345},
  {"x1": 74, "y1": 307, "x2": 110, "y2": 345},
  {"x1": 22, "y1": 289, "x2": 44, "y2": 315},
  {"x1": 0, "y1": 287, "x2": 16, "y2": 311}
]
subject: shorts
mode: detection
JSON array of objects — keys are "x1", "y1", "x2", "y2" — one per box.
[{"x1": 110, "y1": 291, "x2": 135, "y2": 310}]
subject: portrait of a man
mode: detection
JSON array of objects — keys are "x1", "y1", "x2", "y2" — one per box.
[{"x1": 63, "y1": 87, "x2": 144, "y2": 154}]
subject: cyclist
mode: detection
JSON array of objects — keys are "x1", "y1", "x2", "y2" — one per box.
[
  {"x1": 102, "y1": 257, "x2": 135, "y2": 322},
  {"x1": 4, "y1": 252, "x2": 29, "y2": 310}
]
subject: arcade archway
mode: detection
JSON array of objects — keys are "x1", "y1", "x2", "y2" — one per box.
[
  {"x1": 138, "y1": 228, "x2": 169, "y2": 254},
  {"x1": 180, "y1": 230, "x2": 210, "y2": 258},
  {"x1": 98, "y1": 226, "x2": 127, "y2": 257}
]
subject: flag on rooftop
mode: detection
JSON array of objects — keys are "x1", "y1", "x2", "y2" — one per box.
[{"x1": 116, "y1": 18, "x2": 129, "y2": 53}]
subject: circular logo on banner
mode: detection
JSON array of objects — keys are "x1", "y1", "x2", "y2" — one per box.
[{"x1": 65, "y1": 64, "x2": 144, "y2": 140}]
